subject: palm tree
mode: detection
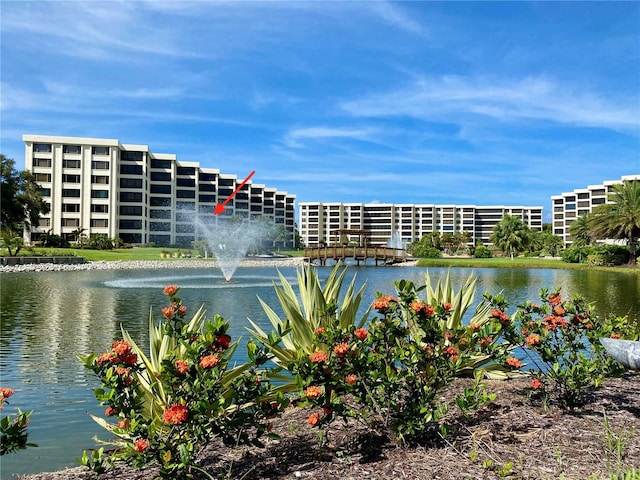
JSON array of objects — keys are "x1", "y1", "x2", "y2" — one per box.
[
  {"x1": 490, "y1": 215, "x2": 531, "y2": 260},
  {"x1": 587, "y1": 180, "x2": 640, "y2": 264},
  {"x1": 568, "y1": 213, "x2": 593, "y2": 247}
]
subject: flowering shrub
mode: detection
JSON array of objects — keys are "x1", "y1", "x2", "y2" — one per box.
[
  {"x1": 273, "y1": 277, "x2": 498, "y2": 444},
  {"x1": 79, "y1": 286, "x2": 285, "y2": 479},
  {"x1": 0, "y1": 387, "x2": 36, "y2": 455},
  {"x1": 489, "y1": 289, "x2": 632, "y2": 408}
]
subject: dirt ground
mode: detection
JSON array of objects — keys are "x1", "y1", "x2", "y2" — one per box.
[{"x1": 18, "y1": 372, "x2": 640, "y2": 480}]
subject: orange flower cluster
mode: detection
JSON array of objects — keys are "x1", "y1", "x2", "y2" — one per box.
[
  {"x1": 305, "y1": 386, "x2": 323, "y2": 399},
  {"x1": 97, "y1": 341, "x2": 138, "y2": 367},
  {"x1": 117, "y1": 419, "x2": 130, "y2": 430},
  {"x1": 506, "y1": 357, "x2": 522, "y2": 369},
  {"x1": 543, "y1": 315, "x2": 568, "y2": 331},
  {"x1": 175, "y1": 360, "x2": 190, "y2": 374},
  {"x1": 548, "y1": 293, "x2": 562, "y2": 307},
  {"x1": 531, "y1": 378, "x2": 544, "y2": 390},
  {"x1": 372, "y1": 295, "x2": 397, "y2": 311},
  {"x1": 443, "y1": 302, "x2": 452, "y2": 311},
  {"x1": 354, "y1": 328, "x2": 368, "y2": 340},
  {"x1": 0, "y1": 387, "x2": 14, "y2": 411},
  {"x1": 307, "y1": 412, "x2": 321, "y2": 427},
  {"x1": 409, "y1": 300, "x2": 426, "y2": 312},
  {"x1": 132, "y1": 438, "x2": 150, "y2": 453},
  {"x1": 469, "y1": 322, "x2": 482, "y2": 331},
  {"x1": 490, "y1": 308, "x2": 510, "y2": 324},
  {"x1": 444, "y1": 346, "x2": 458, "y2": 361},
  {"x1": 346, "y1": 374, "x2": 357, "y2": 385},
  {"x1": 216, "y1": 334, "x2": 231, "y2": 349},
  {"x1": 333, "y1": 343, "x2": 350, "y2": 356},
  {"x1": 163, "y1": 285, "x2": 179, "y2": 296},
  {"x1": 162, "y1": 305, "x2": 176, "y2": 319},
  {"x1": 309, "y1": 350, "x2": 329, "y2": 363},
  {"x1": 525, "y1": 334, "x2": 541, "y2": 346},
  {"x1": 314, "y1": 327, "x2": 326, "y2": 335},
  {"x1": 105, "y1": 406, "x2": 118, "y2": 416},
  {"x1": 163, "y1": 404, "x2": 189, "y2": 424},
  {"x1": 199, "y1": 354, "x2": 221, "y2": 369}
]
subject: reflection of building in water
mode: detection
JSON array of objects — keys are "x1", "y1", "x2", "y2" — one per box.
[
  {"x1": 18, "y1": 282, "x2": 119, "y2": 381},
  {"x1": 299, "y1": 202, "x2": 543, "y2": 247},
  {"x1": 551, "y1": 174, "x2": 640, "y2": 248},
  {"x1": 22, "y1": 134, "x2": 296, "y2": 248}
]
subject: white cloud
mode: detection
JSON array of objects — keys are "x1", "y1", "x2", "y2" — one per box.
[
  {"x1": 283, "y1": 126, "x2": 376, "y2": 148},
  {"x1": 341, "y1": 75, "x2": 640, "y2": 133}
]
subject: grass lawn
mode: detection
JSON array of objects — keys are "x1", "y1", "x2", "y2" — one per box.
[{"x1": 415, "y1": 256, "x2": 639, "y2": 274}]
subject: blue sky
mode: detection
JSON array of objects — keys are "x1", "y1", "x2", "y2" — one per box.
[{"x1": 2, "y1": 1, "x2": 639, "y2": 220}]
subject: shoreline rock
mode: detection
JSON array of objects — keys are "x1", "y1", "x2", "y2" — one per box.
[{"x1": 0, "y1": 257, "x2": 308, "y2": 273}]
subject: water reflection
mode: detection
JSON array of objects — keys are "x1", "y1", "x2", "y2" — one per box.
[{"x1": 0, "y1": 266, "x2": 637, "y2": 477}]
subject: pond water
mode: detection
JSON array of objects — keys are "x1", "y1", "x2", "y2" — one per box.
[{"x1": 1, "y1": 265, "x2": 638, "y2": 477}]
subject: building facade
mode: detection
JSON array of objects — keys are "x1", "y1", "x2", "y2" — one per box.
[
  {"x1": 23, "y1": 135, "x2": 296, "y2": 247},
  {"x1": 299, "y1": 202, "x2": 543, "y2": 247},
  {"x1": 551, "y1": 174, "x2": 640, "y2": 247}
]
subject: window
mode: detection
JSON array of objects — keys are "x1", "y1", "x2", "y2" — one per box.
[
  {"x1": 566, "y1": 204, "x2": 576, "y2": 210},
  {"x1": 176, "y1": 212, "x2": 194, "y2": 222},
  {"x1": 176, "y1": 224, "x2": 194, "y2": 233},
  {"x1": 33, "y1": 158, "x2": 52, "y2": 167},
  {"x1": 120, "y1": 233, "x2": 142, "y2": 244},
  {"x1": 33, "y1": 143, "x2": 52, "y2": 153},
  {"x1": 120, "y1": 206, "x2": 142, "y2": 216},
  {"x1": 63, "y1": 174, "x2": 81, "y2": 183},
  {"x1": 92, "y1": 146, "x2": 110, "y2": 155},
  {"x1": 63, "y1": 159, "x2": 81, "y2": 168},
  {"x1": 39, "y1": 188, "x2": 51, "y2": 197},
  {"x1": 199, "y1": 184, "x2": 215, "y2": 192},
  {"x1": 150, "y1": 209, "x2": 171, "y2": 219},
  {"x1": 91, "y1": 204, "x2": 109, "y2": 213},
  {"x1": 177, "y1": 178, "x2": 195, "y2": 187},
  {"x1": 151, "y1": 185, "x2": 171, "y2": 194},
  {"x1": 177, "y1": 167, "x2": 196, "y2": 176},
  {"x1": 218, "y1": 178, "x2": 234, "y2": 187},
  {"x1": 62, "y1": 203, "x2": 80, "y2": 213},
  {"x1": 120, "y1": 192, "x2": 143, "y2": 202},
  {"x1": 151, "y1": 172, "x2": 171, "y2": 181},
  {"x1": 151, "y1": 159, "x2": 172, "y2": 169},
  {"x1": 62, "y1": 189, "x2": 80, "y2": 197},
  {"x1": 176, "y1": 201, "x2": 195, "y2": 211},
  {"x1": 120, "y1": 164, "x2": 143, "y2": 175},
  {"x1": 92, "y1": 175, "x2": 110, "y2": 184},
  {"x1": 119, "y1": 220, "x2": 142, "y2": 229},
  {"x1": 91, "y1": 190, "x2": 109, "y2": 199},
  {"x1": 63, "y1": 145, "x2": 81, "y2": 154},
  {"x1": 92, "y1": 160, "x2": 109, "y2": 170},
  {"x1": 177, "y1": 190, "x2": 195, "y2": 198},
  {"x1": 150, "y1": 197, "x2": 171, "y2": 206},
  {"x1": 62, "y1": 218, "x2": 80, "y2": 227},
  {"x1": 199, "y1": 172, "x2": 217, "y2": 181},
  {"x1": 150, "y1": 222, "x2": 171, "y2": 232},
  {"x1": 592, "y1": 198, "x2": 606, "y2": 205},
  {"x1": 35, "y1": 173, "x2": 51, "y2": 183},
  {"x1": 121, "y1": 151, "x2": 143, "y2": 161},
  {"x1": 120, "y1": 178, "x2": 142, "y2": 188},
  {"x1": 38, "y1": 218, "x2": 51, "y2": 227},
  {"x1": 91, "y1": 219, "x2": 109, "y2": 228}
]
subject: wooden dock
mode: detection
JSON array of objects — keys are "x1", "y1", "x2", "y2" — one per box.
[{"x1": 304, "y1": 246, "x2": 407, "y2": 266}]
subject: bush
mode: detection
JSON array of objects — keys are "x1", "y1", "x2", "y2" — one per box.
[
  {"x1": 79, "y1": 286, "x2": 286, "y2": 478},
  {"x1": 562, "y1": 245, "x2": 630, "y2": 265},
  {"x1": 488, "y1": 289, "x2": 633, "y2": 408},
  {"x1": 412, "y1": 246, "x2": 442, "y2": 258},
  {"x1": 0, "y1": 388, "x2": 36, "y2": 455},
  {"x1": 474, "y1": 245, "x2": 492, "y2": 258}
]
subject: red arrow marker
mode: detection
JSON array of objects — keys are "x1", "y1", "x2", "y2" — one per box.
[{"x1": 214, "y1": 170, "x2": 256, "y2": 215}]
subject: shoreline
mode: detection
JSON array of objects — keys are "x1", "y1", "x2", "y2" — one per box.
[
  {"x1": 0, "y1": 257, "x2": 419, "y2": 273},
  {"x1": 0, "y1": 257, "x2": 307, "y2": 273}
]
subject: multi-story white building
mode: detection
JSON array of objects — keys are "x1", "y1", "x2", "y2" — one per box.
[
  {"x1": 299, "y1": 202, "x2": 543, "y2": 247},
  {"x1": 23, "y1": 135, "x2": 296, "y2": 247},
  {"x1": 551, "y1": 174, "x2": 640, "y2": 247}
]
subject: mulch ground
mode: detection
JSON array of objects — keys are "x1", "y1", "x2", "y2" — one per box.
[{"x1": 18, "y1": 372, "x2": 640, "y2": 480}]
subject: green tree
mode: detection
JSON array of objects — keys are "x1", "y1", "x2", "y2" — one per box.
[
  {"x1": 587, "y1": 180, "x2": 640, "y2": 264},
  {"x1": 1, "y1": 154, "x2": 50, "y2": 255},
  {"x1": 490, "y1": 215, "x2": 531, "y2": 260},
  {"x1": 568, "y1": 213, "x2": 593, "y2": 247}
]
